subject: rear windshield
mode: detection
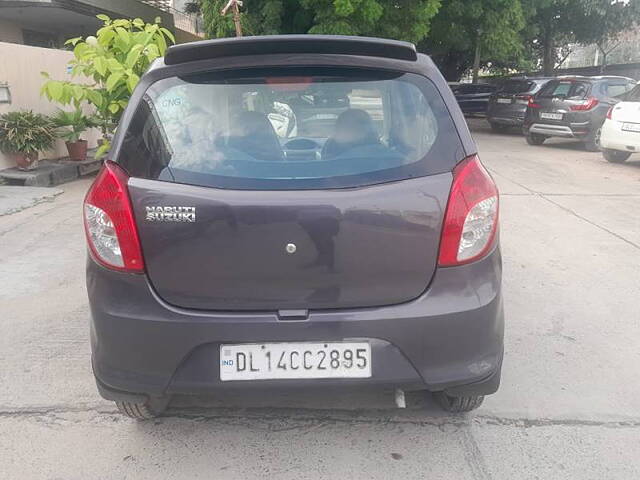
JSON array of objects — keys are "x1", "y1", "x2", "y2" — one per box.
[
  {"x1": 116, "y1": 67, "x2": 462, "y2": 190},
  {"x1": 538, "y1": 80, "x2": 590, "y2": 99},
  {"x1": 628, "y1": 84, "x2": 640, "y2": 102},
  {"x1": 455, "y1": 84, "x2": 494, "y2": 94},
  {"x1": 499, "y1": 80, "x2": 534, "y2": 94}
]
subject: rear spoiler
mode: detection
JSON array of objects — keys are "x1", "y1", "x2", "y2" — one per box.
[{"x1": 164, "y1": 35, "x2": 418, "y2": 65}]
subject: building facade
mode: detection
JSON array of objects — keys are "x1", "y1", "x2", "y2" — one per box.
[{"x1": 0, "y1": 0, "x2": 203, "y2": 48}]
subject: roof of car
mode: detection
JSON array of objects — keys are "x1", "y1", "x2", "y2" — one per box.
[
  {"x1": 507, "y1": 76, "x2": 553, "y2": 80},
  {"x1": 554, "y1": 75, "x2": 636, "y2": 82},
  {"x1": 164, "y1": 35, "x2": 418, "y2": 65}
]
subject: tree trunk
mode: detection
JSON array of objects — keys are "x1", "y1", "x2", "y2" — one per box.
[
  {"x1": 472, "y1": 33, "x2": 482, "y2": 83},
  {"x1": 542, "y1": 30, "x2": 555, "y2": 76},
  {"x1": 431, "y1": 53, "x2": 468, "y2": 82}
]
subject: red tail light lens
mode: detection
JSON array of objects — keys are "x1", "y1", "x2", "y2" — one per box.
[
  {"x1": 438, "y1": 155, "x2": 499, "y2": 267},
  {"x1": 527, "y1": 97, "x2": 541, "y2": 108},
  {"x1": 570, "y1": 96, "x2": 599, "y2": 111},
  {"x1": 83, "y1": 161, "x2": 144, "y2": 272},
  {"x1": 606, "y1": 106, "x2": 613, "y2": 120}
]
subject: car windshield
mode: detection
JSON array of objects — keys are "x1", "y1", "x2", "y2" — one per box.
[
  {"x1": 455, "y1": 84, "x2": 494, "y2": 94},
  {"x1": 500, "y1": 80, "x2": 534, "y2": 94},
  {"x1": 118, "y1": 67, "x2": 461, "y2": 190},
  {"x1": 626, "y1": 84, "x2": 640, "y2": 102},
  {"x1": 538, "y1": 80, "x2": 590, "y2": 99}
]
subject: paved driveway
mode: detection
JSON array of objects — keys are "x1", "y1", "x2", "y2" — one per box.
[{"x1": 1, "y1": 118, "x2": 639, "y2": 479}]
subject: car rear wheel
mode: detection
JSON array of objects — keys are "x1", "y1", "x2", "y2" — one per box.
[
  {"x1": 433, "y1": 392, "x2": 484, "y2": 413},
  {"x1": 603, "y1": 149, "x2": 632, "y2": 163},
  {"x1": 489, "y1": 122, "x2": 509, "y2": 133},
  {"x1": 584, "y1": 127, "x2": 601, "y2": 152},
  {"x1": 115, "y1": 397, "x2": 169, "y2": 419},
  {"x1": 526, "y1": 133, "x2": 546, "y2": 145}
]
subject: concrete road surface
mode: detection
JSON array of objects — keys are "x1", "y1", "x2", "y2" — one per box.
[{"x1": 1, "y1": 118, "x2": 640, "y2": 479}]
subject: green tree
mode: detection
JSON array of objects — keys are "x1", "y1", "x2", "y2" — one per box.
[
  {"x1": 521, "y1": 0, "x2": 639, "y2": 76},
  {"x1": 572, "y1": 0, "x2": 640, "y2": 72},
  {"x1": 522, "y1": 0, "x2": 583, "y2": 76},
  {"x1": 201, "y1": 0, "x2": 440, "y2": 44},
  {"x1": 41, "y1": 15, "x2": 174, "y2": 157},
  {"x1": 202, "y1": 0, "x2": 294, "y2": 37},
  {"x1": 420, "y1": 0, "x2": 526, "y2": 81}
]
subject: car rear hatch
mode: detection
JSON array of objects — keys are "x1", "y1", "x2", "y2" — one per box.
[
  {"x1": 115, "y1": 66, "x2": 464, "y2": 311},
  {"x1": 530, "y1": 79, "x2": 594, "y2": 126},
  {"x1": 611, "y1": 100, "x2": 640, "y2": 124},
  {"x1": 489, "y1": 80, "x2": 534, "y2": 117}
]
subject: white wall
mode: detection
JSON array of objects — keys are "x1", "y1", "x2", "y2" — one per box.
[{"x1": 0, "y1": 42, "x2": 100, "y2": 170}]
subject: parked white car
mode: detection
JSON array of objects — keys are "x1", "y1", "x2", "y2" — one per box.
[{"x1": 600, "y1": 82, "x2": 640, "y2": 163}]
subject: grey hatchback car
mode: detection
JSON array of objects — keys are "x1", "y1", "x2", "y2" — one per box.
[{"x1": 84, "y1": 36, "x2": 503, "y2": 419}]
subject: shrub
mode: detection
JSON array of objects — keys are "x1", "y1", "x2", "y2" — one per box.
[
  {"x1": 42, "y1": 15, "x2": 175, "y2": 157},
  {"x1": 0, "y1": 111, "x2": 56, "y2": 156}
]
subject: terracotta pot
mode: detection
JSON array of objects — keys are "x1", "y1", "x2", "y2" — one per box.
[
  {"x1": 66, "y1": 139, "x2": 88, "y2": 162},
  {"x1": 9, "y1": 152, "x2": 39, "y2": 171}
]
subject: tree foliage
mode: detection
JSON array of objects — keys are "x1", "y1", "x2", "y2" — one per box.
[
  {"x1": 41, "y1": 15, "x2": 174, "y2": 157},
  {"x1": 201, "y1": 0, "x2": 440, "y2": 44},
  {"x1": 571, "y1": 0, "x2": 640, "y2": 68},
  {"x1": 521, "y1": 0, "x2": 640, "y2": 75},
  {"x1": 419, "y1": 0, "x2": 526, "y2": 80}
]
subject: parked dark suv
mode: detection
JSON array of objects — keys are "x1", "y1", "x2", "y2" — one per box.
[
  {"x1": 453, "y1": 83, "x2": 497, "y2": 115},
  {"x1": 487, "y1": 77, "x2": 551, "y2": 131},
  {"x1": 523, "y1": 75, "x2": 637, "y2": 150},
  {"x1": 84, "y1": 36, "x2": 503, "y2": 419}
]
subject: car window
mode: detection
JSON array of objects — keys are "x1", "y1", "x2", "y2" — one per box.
[
  {"x1": 455, "y1": 84, "x2": 477, "y2": 94},
  {"x1": 539, "y1": 80, "x2": 590, "y2": 99},
  {"x1": 500, "y1": 80, "x2": 534, "y2": 94},
  {"x1": 117, "y1": 67, "x2": 463, "y2": 190},
  {"x1": 606, "y1": 83, "x2": 630, "y2": 98},
  {"x1": 627, "y1": 84, "x2": 640, "y2": 102}
]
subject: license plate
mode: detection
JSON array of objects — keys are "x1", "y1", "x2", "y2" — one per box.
[
  {"x1": 497, "y1": 98, "x2": 511, "y2": 104},
  {"x1": 540, "y1": 112, "x2": 563, "y2": 120},
  {"x1": 220, "y1": 342, "x2": 372, "y2": 381},
  {"x1": 622, "y1": 122, "x2": 640, "y2": 133}
]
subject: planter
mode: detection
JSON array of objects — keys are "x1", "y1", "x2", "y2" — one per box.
[
  {"x1": 8, "y1": 152, "x2": 39, "y2": 171},
  {"x1": 65, "y1": 139, "x2": 88, "y2": 161}
]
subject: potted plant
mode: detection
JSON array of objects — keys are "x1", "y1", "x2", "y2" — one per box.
[
  {"x1": 0, "y1": 111, "x2": 56, "y2": 171},
  {"x1": 51, "y1": 109, "x2": 97, "y2": 161}
]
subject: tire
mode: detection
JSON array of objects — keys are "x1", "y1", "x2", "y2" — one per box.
[
  {"x1": 489, "y1": 122, "x2": 509, "y2": 133},
  {"x1": 115, "y1": 397, "x2": 169, "y2": 419},
  {"x1": 526, "y1": 133, "x2": 546, "y2": 145},
  {"x1": 433, "y1": 392, "x2": 484, "y2": 413},
  {"x1": 584, "y1": 127, "x2": 601, "y2": 152},
  {"x1": 603, "y1": 149, "x2": 632, "y2": 163}
]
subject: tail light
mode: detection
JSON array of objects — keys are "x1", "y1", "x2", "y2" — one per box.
[
  {"x1": 570, "y1": 97, "x2": 599, "y2": 111},
  {"x1": 516, "y1": 94, "x2": 532, "y2": 103},
  {"x1": 606, "y1": 106, "x2": 613, "y2": 120},
  {"x1": 438, "y1": 155, "x2": 499, "y2": 267},
  {"x1": 83, "y1": 161, "x2": 144, "y2": 272},
  {"x1": 527, "y1": 97, "x2": 541, "y2": 108}
]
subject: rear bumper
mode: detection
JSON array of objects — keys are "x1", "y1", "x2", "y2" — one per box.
[
  {"x1": 88, "y1": 247, "x2": 504, "y2": 399},
  {"x1": 600, "y1": 120, "x2": 640, "y2": 152},
  {"x1": 488, "y1": 115, "x2": 524, "y2": 126},
  {"x1": 525, "y1": 122, "x2": 592, "y2": 139},
  {"x1": 487, "y1": 106, "x2": 526, "y2": 126}
]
